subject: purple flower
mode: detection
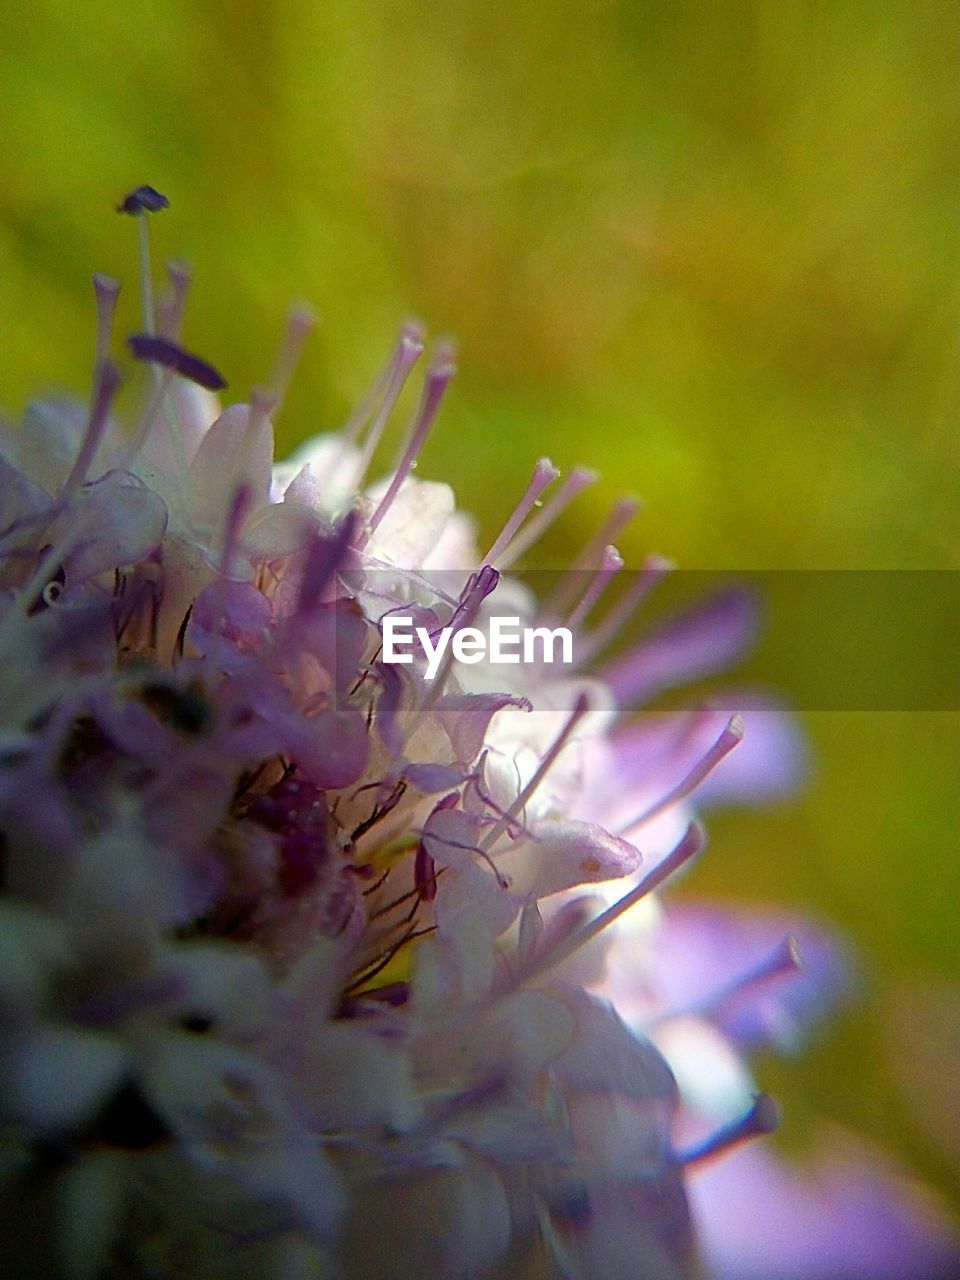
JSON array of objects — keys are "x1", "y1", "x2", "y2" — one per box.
[{"x1": 0, "y1": 208, "x2": 956, "y2": 1280}]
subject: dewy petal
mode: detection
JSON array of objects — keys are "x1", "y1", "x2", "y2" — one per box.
[
  {"x1": 17, "y1": 397, "x2": 91, "y2": 492},
  {"x1": 688, "y1": 1129, "x2": 960, "y2": 1280},
  {"x1": 0, "y1": 454, "x2": 54, "y2": 540},
  {"x1": 243, "y1": 500, "x2": 317, "y2": 559},
  {"x1": 158, "y1": 940, "x2": 272, "y2": 1036},
  {"x1": 548, "y1": 1176, "x2": 695, "y2": 1280},
  {"x1": 438, "y1": 691, "x2": 532, "y2": 765},
  {"x1": 299, "y1": 1020, "x2": 419, "y2": 1132}
]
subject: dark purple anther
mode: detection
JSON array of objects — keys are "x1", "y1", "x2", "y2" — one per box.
[
  {"x1": 117, "y1": 185, "x2": 170, "y2": 215},
  {"x1": 127, "y1": 334, "x2": 227, "y2": 391}
]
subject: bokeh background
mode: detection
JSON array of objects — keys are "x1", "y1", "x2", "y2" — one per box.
[{"x1": 1, "y1": 0, "x2": 957, "y2": 1214}]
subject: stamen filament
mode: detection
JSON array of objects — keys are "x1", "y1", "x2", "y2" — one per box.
[
  {"x1": 364, "y1": 345, "x2": 456, "y2": 541},
  {"x1": 480, "y1": 692, "x2": 590, "y2": 852},
  {"x1": 354, "y1": 325, "x2": 426, "y2": 488},
  {"x1": 342, "y1": 321, "x2": 425, "y2": 451},
  {"x1": 565, "y1": 544, "x2": 624, "y2": 632},
  {"x1": 61, "y1": 360, "x2": 122, "y2": 497},
  {"x1": 577, "y1": 554, "x2": 673, "y2": 662},
  {"x1": 543, "y1": 495, "x2": 641, "y2": 615},
  {"x1": 93, "y1": 273, "x2": 121, "y2": 366},
  {"x1": 677, "y1": 1093, "x2": 779, "y2": 1169},
  {"x1": 156, "y1": 260, "x2": 192, "y2": 341},
  {"x1": 495, "y1": 467, "x2": 597, "y2": 568},
  {"x1": 619, "y1": 715, "x2": 744, "y2": 835},
  {"x1": 482, "y1": 457, "x2": 559, "y2": 566},
  {"x1": 268, "y1": 304, "x2": 316, "y2": 419}
]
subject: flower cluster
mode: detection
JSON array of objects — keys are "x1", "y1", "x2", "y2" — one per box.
[{"x1": 0, "y1": 193, "x2": 956, "y2": 1280}]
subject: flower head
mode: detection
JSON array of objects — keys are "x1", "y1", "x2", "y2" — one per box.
[{"x1": 0, "y1": 193, "x2": 956, "y2": 1280}]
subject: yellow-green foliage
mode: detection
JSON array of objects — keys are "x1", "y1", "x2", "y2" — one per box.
[{"x1": 0, "y1": 0, "x2": 957, "y2": 1207}]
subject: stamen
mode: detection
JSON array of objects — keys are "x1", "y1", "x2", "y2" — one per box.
[
  {"x1": 127, "y1": 335, "x2": 227, "y2": 391},
  {"x1": 480, "y1": 692, "x2": 590, "y2": 852},
  {"x1": 342, "y1": 320, "x2": 425, "y2": 451},
  {"x1": 482, "y1": 457, "x2": 560, "y2": 566},
  {"x1": 363, "y1": 343, "x2": 457, "y2": 540},
  {"x1": 577, "y1": 553, "x2": 673, "y2": 662},
  {"x1": 543, "y1": 495, "x2": 641, "y2": 615},
  {"x1": 268, "y1": 303, "x2": 316, "y2": 418},
  {"x1": 93, "y1": 273, "x2": 121, "y2": 366},
  {"x1": 220, "y1": 483, "x2": 252, "y2": 578},
  {"x1": 115, "y1": 369, "x2": 174, "y2": 472},
  {"x1": 117, "y1": 185, "x2": 170, "y2": 215},
  {"x1": 677, "y1": 1093, "x2": 779, "y2": 1170},
  {"x1": 156, "y1": 260, "x2": 192, "y2": 341},
  {"x1": 565, "y1": 544, "x2": 624, "y2": 633},
  {"x1": 60, "y1": 360, "x2": 122, "y2": 497},
  {"x1": 117, "y1": 187, "x2": 169, "y2": 367},
  {"x1": 495, "y1": 466, "x2": 598, "y2": 568},
  {"x1": 414, "y1": 792, "x2": 458, "y2": 903},
  {"x1": 652, "y1": 936, "x2": 802, "y2": 1031},
  {"x1": 295, "y1": 511, "x2": 358, "y2": 618},
  {"x1": 705, "y1": 936, "x2": 802, "y2": 1021},
  {"x1": 354, "y1": 323, "x2": 426, "y2": 487},
  {"x1": 524, "y1": 821, "x2": 705, "y2": 982},
  {"x1": 618, "y1": 715, "x2": 744, "y2": 835},
  {"x1": 397, "y1": 566, "x2": 501, "y2": 748},
  {"x1": 138, "y1": 219, "x2": 156, "y2": 338}
]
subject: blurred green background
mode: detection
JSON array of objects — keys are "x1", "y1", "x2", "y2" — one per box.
[{"x1": 1, "y1": 0, "x2": 957, "y2": 1211}]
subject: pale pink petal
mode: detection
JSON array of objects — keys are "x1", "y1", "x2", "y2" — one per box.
[{"x1": 689, "y1": 1131, "x2": 960, "y2": 1280}]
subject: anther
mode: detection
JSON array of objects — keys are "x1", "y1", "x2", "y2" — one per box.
[{"x1": 128, "y1": 334, "x2": 227, "y2": 391}]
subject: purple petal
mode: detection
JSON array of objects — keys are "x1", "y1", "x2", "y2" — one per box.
[
  {"x1": 293, "y1": 707, "x2": 369, "y2": 789},
  {"x1": 608, "y1": 695, "x2": 809, "y2": 812},
  {"x1": 191, "y1": 579, "x2": 273, "y2": 650},
  {"x1": 689, "y1": 1132, "x2": 960, "y2": 1280},
  {"x1": 604, "y1": 587, "x2": 760, "y2": 711},
  {"x1": 404, "y1": 762, "x2": 467, "y2": 792},
  {"x1": 632, "y1": 904, "x2": 853, "y2": 1054}
]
